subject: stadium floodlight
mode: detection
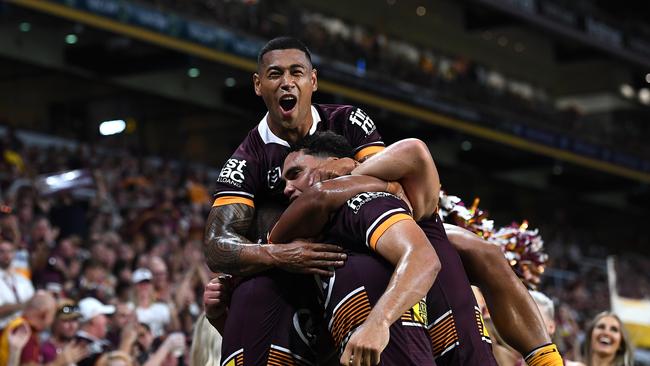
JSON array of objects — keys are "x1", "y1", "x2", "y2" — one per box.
[
  {"x1": 65, "y1": 34, "x2": 78, "y2": 45},
  {"x1": 639, "y1": 88, "x2": 650, "y2": 105},
  {"x1": 19, "y1": 22, "x2": 31, "y2": 32},
  {"x1": 99, "y1": 120, "x2": 126, "y2": 136},
  {"x1": 619, "y1": 84, "x2": 634, "y2": 99}
]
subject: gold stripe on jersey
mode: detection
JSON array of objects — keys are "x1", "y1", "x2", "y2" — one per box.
[
  {"x1": 428, "y1": 310, "x2": 459, "y2": 357},
  {"x1": 330, "y1": 288, "x2": 372, "y2": 346},
  {"x1": 355, "y1": 145, "x2": 385, "y2": 161},
  {"x1": 368, "y1": 213, "x2": 413, "y2": 250},
  {"x1": 213, "y1": 196, "x2": 255, "y2": 208},
  {"x1": 222, "y1": 348, "x2": 244, "y2": 366},
  {"x1": 401, "y1": 299, "x2": 428, "y2": 327},
  {"x1": 267, "y1": 345, "x2": 315, "y2": 366},
  {"x1": 475, "y1": 306, "x2": 492, "y2": 343}
]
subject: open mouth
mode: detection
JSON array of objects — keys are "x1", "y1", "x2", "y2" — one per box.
[
  {"x1": 598, "y1": 336, "x2": 612, "y2": 345},
  {"x1": 279, "y1": 95, "x2": 297, "y2": 112}
]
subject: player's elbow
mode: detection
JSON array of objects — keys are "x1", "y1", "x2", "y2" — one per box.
[{"x1": 401, "y1": 138, "x2": 432, "y2": 165}]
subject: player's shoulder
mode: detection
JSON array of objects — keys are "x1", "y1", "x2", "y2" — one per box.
[{"x1": 345, "y1": 192, "x2": 410, "y2": 216}]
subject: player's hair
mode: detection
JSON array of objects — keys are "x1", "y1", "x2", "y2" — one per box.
[
  {"x1": 582, "y1": 312, "x2": 634, "y2": 366},
  {"x1": 257, "y1": 37, "x2": 312, "y2": 67},
  {"x1": 290, "y1": 131, "x2": 353, "y2": 159},
  {"x1": 528, "y1": 290, "x2": 554, "y2": 320}
]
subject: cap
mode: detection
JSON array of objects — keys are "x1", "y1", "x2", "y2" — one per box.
[
  {"x1": 132, "y1": 268, "x2": 153, "y2": 284},
  {"x1": 78, "y1": 297, "x2": 115, "y2": 322},
  {"x1": 57, "y1": 299, "x2": 81, "y2": 320}
]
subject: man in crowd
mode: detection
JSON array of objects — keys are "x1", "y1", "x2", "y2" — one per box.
[
  {"x1": 0, "y1": 239, "x2": 34, "y2": 330},
  {"x1": 0, "y1": 291, "x2": 87, "y2": 366},
  {"x1": 76, "y1": 296, "x2": 115, "y2": 366},
  {"x1": 41, "y1": 299, "x2": 83, "y2": 364}
]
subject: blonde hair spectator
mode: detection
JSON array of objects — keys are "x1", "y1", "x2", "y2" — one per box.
[
  {"x1": 189, "y1": 313, "x2": 222, "y2": 366},
  {"x1": 583, "y1": 312, "x2": 634, "y2": 366}
]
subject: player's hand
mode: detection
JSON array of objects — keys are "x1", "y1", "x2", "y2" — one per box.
[
  {"x1": 267, "y1": 241, "x2": 346, "y2": 276},
  {"x1": 340, "y1": 321, "x2": 389, "y2": 366},
  {"x1": 308, "y1": 158, "x2": 357, "y2": 186},
  {"x1": 203, "y1": 274, "x2": 233, "y2": 321}
]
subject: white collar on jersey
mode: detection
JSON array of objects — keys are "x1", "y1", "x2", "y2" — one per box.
[{"x1": 258, "y1": 105, "x2": 321, "y2": 146}]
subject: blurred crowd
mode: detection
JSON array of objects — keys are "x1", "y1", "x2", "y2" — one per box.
[
  {"x1": 0, "y1": 126, "x2": 217, "y2": 365},
  {"x1": 144, "y1": 0, "x2": 650, "y2": 159},
  {"x1": 3, "y1": 119, "x2": 650, "y2": 364}
]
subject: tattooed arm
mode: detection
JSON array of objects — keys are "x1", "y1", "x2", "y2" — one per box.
[{"x1": 203, "y1": 204, "x2": 346, "y2": 276}]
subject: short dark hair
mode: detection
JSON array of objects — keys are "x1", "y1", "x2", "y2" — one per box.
[
  {"x1": 290, "y1": 131, "x2": 353, "y2": 159},
  {"x1": 257, "y1": 37, "x2": 312, "y2": 67}
]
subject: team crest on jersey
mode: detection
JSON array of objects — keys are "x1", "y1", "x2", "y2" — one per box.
[
  {"x1": 348, "y1": 108, "x2": 377, "y2": 136},
  {"x1": 217, "y1": 158, "x2": 247, "y2": 188},
  {"x1": 346, "y1": 192, "x2": 394, "y2": 214},
  {"x1": 267, "y1": 166, "x2": 282, "y2": 189}
]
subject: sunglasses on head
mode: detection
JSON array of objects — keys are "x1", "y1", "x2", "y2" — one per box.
[{"x1": 59, "y1": 305, "x2": 80, "y2": 315}]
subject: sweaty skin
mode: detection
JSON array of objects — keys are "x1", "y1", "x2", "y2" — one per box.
[
  {"x1": 269, "y1": 138, "x2": 552, "y2": 357},
  {"x1": 204, "y1": 48, "x2": 348, "y2": 277},
  {"x1": 280, "y1": 149, "x2": 440, "y2": 366}
]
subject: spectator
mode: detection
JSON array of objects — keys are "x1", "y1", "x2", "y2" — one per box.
[
  {"x1": 132, "y1": 268, "x2": 179, "y2": 338},
  {"x1": 0, "y1": 239, "x2": 34, "y2": 329},
  {"x1": 41, "y1": 299, "x2": 82, "y2": 363},
  {"x1": 189, "y1": 313, "x2": 221, "y2": 366},
  {"x1": 582, "y1": 312, "x2": 634, "y2": 366},
  {"x1": 95, "y1": 350, "x2": 134, "y2": 366},
  {"x1": 0, "y1": 291, "x2": 86, "y2": 366},
  {"x1": 76, "y1": 296, "x2": 115, "y2": 366}
]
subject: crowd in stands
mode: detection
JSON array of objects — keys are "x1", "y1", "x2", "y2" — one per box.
[
  {"x1": 2, "y1": 120, "x2": 650, "y2": 364},
  {"x1": 143, "y1": 0, "x2": 650, "y2": 159},
  {"x1": 1, "y1": 126, "x2": 216, "y2": 365}
]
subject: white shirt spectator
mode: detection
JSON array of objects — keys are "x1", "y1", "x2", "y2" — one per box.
[
  {"x1": 135, "y1": 302, "x2": 171, "y2": 338},
  {"x1": 0, "y1": 268, "x2": 35, "y2": 329}
]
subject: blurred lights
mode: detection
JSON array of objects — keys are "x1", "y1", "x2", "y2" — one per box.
[
  {"x1": 482, "y1": 31, "x2": 493, "y2": 40},
  {"x1": 187, "y1": 67, "x2": 200, "y2": 78},
  {"x1": 498, "y1": 36, "x2": 508, "y2": 47},
  {"x1": 416, "y1": 6, "x2": 426, "y2": 16},
  {"x1": 65, "y1": 34, "x2": 78, "y2": 45},
  {"x1": 514, "y1": 42, "x2": 525, "y2": 52},
  {"x1": 19, "y1": 22, "x2": 31, "y2": 32},
  {"x1": 552, "y1": 163, "x2": 563, "y2": 175},
  {"x1": 224, "y1": 77, "x2": 236, "y2": 87},
  {"x1": 99, "y1": 120, "x2": 126, "y2": 136},
  {"x1": 646, "y1": 73, "x2": 650, "y2": 84},
  {"x1": 460, "y1": 140, "x2": 472, "y2": 151},
  {"x1": 639, "y1": 88, "x2": 650, "y2": 105},
  {"x1": 619, "y1": 84, "x2": 634, "y2": 99}
]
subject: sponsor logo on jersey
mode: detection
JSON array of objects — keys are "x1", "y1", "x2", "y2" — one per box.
[
  {"x1": 348, "y1": 108, "x2": 376, "y2": 136},
  {"x1": 267, "y1": 166, "x2": 282, "y2": 190},
  {"x1": 217, "y1": 158, "x2": 247, "y2": 187},
  {"x1": 346, "y1": 192, "x2": 395, "y2": 214}
]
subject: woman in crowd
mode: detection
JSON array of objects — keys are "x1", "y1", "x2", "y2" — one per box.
[{"x1": 581, "y1": 312, "x2": 634, "y2": 366}]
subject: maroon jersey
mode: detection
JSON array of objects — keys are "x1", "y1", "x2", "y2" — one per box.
[
  {"x1": 326, "y1": 193, "x2": 497, "y2": 366},
  {"x1": 218, "y1": 105, "x2": 384, "y2": 365},
  {"x1": 213, "y1": 104, "x2": 384, "y2": 211},
  {"x1": 323, "y1": 192, "x2": 435, "y2": 365}
]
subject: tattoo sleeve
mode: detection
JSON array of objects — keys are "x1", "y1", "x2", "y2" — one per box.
[{"x1": 203, "y1": 204, "x2": 271, "y2": 275}]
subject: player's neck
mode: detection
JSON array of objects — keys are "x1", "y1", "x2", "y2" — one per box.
[{"x1": 267, "y1": 113, "x2": 313, "y2": 144}]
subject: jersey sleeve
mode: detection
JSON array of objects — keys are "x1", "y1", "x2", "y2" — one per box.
[
  {"x1": 344, "y1": 193, "x2": 414, "y2": 252},
  {"x1": 212, "y1": 143, "x2": 262, "y2": 209},
  {"x1": 344, "y1": 107, "x2": 385, "y2": 161}
]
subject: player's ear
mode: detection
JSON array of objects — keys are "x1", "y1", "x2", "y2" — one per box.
[
  {"x1": 311, "y1": 68, "x2": 318, "y2": 92},
  {"x1": 253, "y1": 73, "x2": 262, "y2": 96}
]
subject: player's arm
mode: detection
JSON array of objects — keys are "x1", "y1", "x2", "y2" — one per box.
[
  {"x1": 444, "y1": 224, "x2": 553, "y2": 359},
  {"x1": 268, "y1": 175, "x2": 398, "y2": 243},
  {"x1": 204, "y1": 204, "x2": 346, "y2": 276},
  {"x1": 341, "y1": 219, "x2": 440, "y2": 366},
  {"x1": 351, "y1": 138, "x2": 439, "y2": 221}
]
